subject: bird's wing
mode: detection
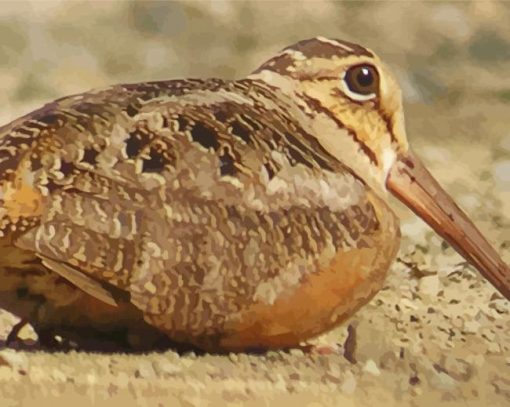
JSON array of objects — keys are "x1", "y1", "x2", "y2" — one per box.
[{"x1": 1, "y1": 79, "x2": 385, "y2": 336}]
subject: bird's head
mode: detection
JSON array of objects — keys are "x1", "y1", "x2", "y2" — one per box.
[
  {"x1": 249, "y1": 37, "x2": 509, "y2": 299},
  {"x1": 250, "y1": 36, "x2": 407, "y2": 196}
]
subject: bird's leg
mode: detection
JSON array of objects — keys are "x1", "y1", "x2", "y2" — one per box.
[
  {"x1": 5, "y1": 318, "x2": 29, "y2": 346},
  {"x1": 3, "y1": 290, "x2": 56, "y2": 348},
  {"x1": 5, "y1": 317, "x2": 62, "y2": 351},
  {"x1": 34, "y1": 326, "x2": 62, "y2": 349},
  {"x1": 11, "y1": 293, "x2": 66, "y2": 350}
]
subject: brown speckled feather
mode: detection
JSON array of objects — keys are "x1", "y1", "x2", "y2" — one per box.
[{"x1": 0, "y1": 38, "x2": 402, "y2": 350}]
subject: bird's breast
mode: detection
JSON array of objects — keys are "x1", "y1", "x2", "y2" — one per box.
[
  {"x1": 123, "y1": 151, "x2": 402, "y2": 351},
  {"x1": 201, "y1": 190, "x2": 401, "y2": 351}
]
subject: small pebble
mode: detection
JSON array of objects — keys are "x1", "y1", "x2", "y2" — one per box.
[
  {"x1": 363, "y1": 359, "x2": 381, "y2": 376},
  {"x1": 419, "y1": 275, "x2": 440, "y2": 297},
  {"x1": 340, "y1": 371, "x2": 357, "y2": 395},
  {"x1": 0, "y1": 349, "x2": 28, "y2": 371}
]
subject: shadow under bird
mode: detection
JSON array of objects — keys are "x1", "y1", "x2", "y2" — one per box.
[{"x1": 0, "y1": 37, "x2": 508, "y2": 351}]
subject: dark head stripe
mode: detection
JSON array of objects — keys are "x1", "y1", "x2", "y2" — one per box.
[
  {"x1": 252, "y1": 52, "x2": 296, "y2": 75},
  {"x1": 283, "y1": 38, "x2": 374, "y2": 59},
  {"x1": 253, "y1": 37, "x2": 374, "y2": 75},
  {"x1": 301, "y1": 93, "x2": 379, "y2": 166}
]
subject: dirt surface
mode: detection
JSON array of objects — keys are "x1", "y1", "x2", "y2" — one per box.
[{"x1": 0, "y1": 1, "x2": 509, "y2": 406}]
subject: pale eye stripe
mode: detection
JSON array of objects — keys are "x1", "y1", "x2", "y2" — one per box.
[{"x1": 316, "y1": 36, "x2": 354, "y2": 52}]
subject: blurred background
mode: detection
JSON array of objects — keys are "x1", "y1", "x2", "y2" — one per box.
[
  {"x1": 1, "y1": 1, "x2": 510, "y2": 107},
  {"x1": 0, "y1": 1, "x2": 509, "y2": 406}
]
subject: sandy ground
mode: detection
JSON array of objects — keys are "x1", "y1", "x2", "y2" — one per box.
[{"x1": 0, "y1": 1, "x2": 509, "y2": 406}]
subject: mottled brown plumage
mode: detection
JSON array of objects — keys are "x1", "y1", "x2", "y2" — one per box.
[{"x1": 0, "y1": 37, "x2": 507, "y2": 351}]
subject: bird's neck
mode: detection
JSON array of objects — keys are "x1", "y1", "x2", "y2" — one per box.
[{"x1": 247, "y1": 69, "x2": 391, "y2": 200}]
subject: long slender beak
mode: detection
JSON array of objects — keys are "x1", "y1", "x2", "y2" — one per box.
[{"x1": 387, "y1": 150, "x2": 510, "y2": 300}]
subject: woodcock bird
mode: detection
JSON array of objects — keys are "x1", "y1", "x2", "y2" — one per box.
[{"x1": 0, "y1": 37, "x2": 508, "y2": 352}]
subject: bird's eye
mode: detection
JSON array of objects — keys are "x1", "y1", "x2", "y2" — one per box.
[{"x1": 342, "y1": 64, "x2": 379, "y2": 102}]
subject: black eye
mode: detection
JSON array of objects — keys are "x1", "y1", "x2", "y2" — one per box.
[{"x1": 343, "y1": 64, "x2": 379, "y2": 100}]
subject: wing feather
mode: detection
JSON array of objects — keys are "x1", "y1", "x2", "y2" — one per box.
[
  {"x1": 39, "y1": 256, "x2": 118, "y2": 307},
  {"x1": 3, "y1": 78, "x2": 385, "y2": 339}
]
